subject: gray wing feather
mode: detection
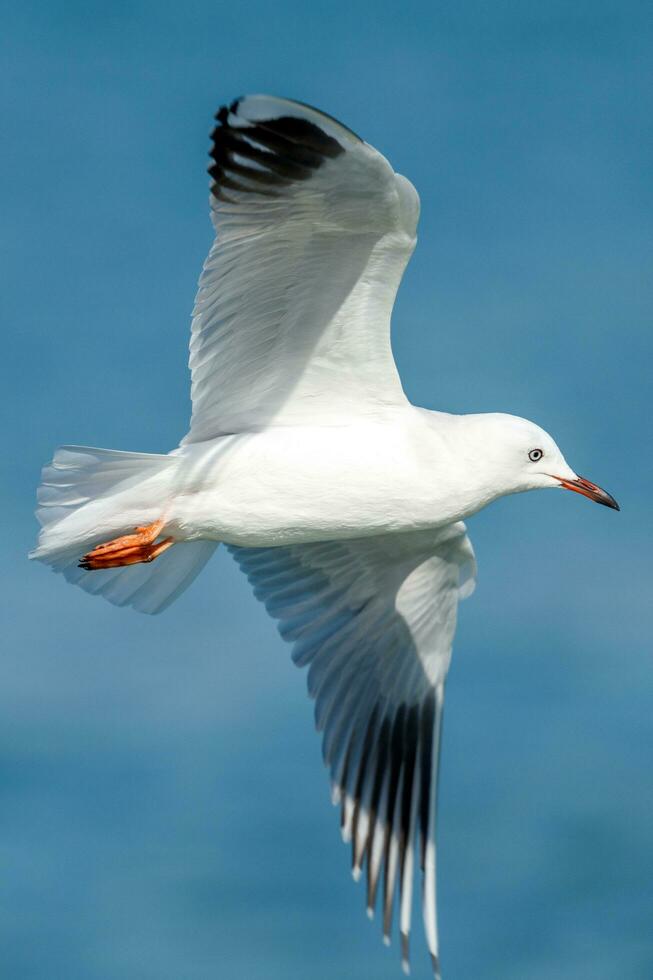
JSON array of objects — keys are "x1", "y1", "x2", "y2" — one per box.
[{"x1": 230, "y1": 524, "x2": 475, "y2": 974}]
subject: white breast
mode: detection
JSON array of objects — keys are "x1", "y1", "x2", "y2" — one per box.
[{"x1": 168, "y1": 411, "x2": 474, "y2": 546}]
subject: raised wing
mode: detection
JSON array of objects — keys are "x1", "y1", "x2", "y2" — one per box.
[
  {"x1": 182, "y1": 95, "x2": 420, "y2": 444},
  {"x1": 229, "y1": 524, "x2": 476, "y2": 976}
]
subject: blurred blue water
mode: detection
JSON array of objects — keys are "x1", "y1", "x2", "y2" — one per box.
[{"x1": 1, "y1": 2, "x2": 652, "y2": 978}]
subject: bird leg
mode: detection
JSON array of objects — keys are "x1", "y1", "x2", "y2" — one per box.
[{"x1": 79, "y1": 519, "x2": 174, "y2": 570}]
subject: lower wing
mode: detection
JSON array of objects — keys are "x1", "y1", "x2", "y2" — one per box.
[{"x1": 230, "y1": 524, "x2": 476, "y2": 976}]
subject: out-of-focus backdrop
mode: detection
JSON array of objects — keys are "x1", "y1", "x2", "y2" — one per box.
[{"x1": 2, "y1": 3, "x2": 651, "y2": 978}]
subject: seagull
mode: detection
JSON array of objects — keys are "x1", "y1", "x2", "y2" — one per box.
[{"x1": 31, "y1": 95, "x2": 619, "y2": 977}]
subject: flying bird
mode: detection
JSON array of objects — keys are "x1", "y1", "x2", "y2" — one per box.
[{"x1": 31, "y1": 95, "x2": 619, "y2": 977}]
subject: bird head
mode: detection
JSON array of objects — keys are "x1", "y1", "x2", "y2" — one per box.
[{"x1": 462, "y1": 413, "x2": 619, "y2": 510}]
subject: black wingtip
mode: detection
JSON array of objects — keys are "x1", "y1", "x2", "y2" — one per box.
[
  {"x1": 208, "y1": 95, "x2": 346, "y2": 202},
  {"x1": 400, "y1": 931, "x2": 410, "y2": 974},
  {"x1": 215, "y1": 97, "x2": 243, "y2": 122}
]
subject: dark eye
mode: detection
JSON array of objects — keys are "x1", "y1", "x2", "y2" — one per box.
[{"x1": 528, "y1": 448, "x2": 544, "y2": 462}]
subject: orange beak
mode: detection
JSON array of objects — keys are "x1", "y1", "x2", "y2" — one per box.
[{"x1": 556, "y1": 474, "x2": 620, "y2": 511}]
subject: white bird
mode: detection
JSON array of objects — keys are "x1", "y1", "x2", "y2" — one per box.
[{"x1": 31, "y1": 95, "x2": 619, "y2": 977}]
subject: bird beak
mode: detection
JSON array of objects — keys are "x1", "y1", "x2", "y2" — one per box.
[{"x1": 556, "y1": 474, "x2": 620, "y2": 511}]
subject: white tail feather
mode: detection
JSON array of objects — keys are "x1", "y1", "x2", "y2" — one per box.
[
  {"x1": 30, "y1": 445, "x2": 217, "y2": 614},
  {"x1": 60, "y1": 539, "x2": 217, "y2": 614}
]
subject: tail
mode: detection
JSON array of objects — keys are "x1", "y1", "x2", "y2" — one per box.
[{"x1": 30, "y1": 445, "x2": 217, "y2": 614}]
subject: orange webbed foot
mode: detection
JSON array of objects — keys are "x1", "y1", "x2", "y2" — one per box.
[{"x1": 79, "y1": 519, "x2": 174, "y2": 570}]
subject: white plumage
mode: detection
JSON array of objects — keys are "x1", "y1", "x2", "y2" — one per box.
[
  {"x1": 30, "y1": 94, "x2": 618, "y2": 976},
  {"x1": 186, "y1": 94, "x2": 417, "y2": 440}
]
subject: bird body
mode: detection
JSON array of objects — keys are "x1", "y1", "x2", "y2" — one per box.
[
  {"x1": 136, "y1": 412, "x2": 545, "y2": 546},
  {"x1": 174, "y1": 419, "x2": 452, "y2": 545},
  {"x1": 30, "y1": 94, "x2": 618, "y2": 977}
]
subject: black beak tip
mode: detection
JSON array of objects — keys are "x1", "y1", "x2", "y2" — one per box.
[{"x1": 592, "y1": 483, "x2": 620, "y2": 511}]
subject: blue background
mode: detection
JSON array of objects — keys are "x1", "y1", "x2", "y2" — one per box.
[{"x1": 2, "y1": 2, "x2": 652, "y2": 978}]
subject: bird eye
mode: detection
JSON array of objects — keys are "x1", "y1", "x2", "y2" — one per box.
[{"x1": 528, "y1": 448, "x2": 544, "y2": 462}]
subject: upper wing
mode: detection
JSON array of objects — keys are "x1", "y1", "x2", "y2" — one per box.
[
  {"x1": 229, "y1": 524, "x2": 476, "y2": 977},
  {"x1": 182, "y1": 95, "x2": 420, "y2": 444}
]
